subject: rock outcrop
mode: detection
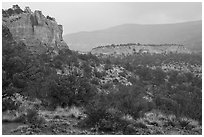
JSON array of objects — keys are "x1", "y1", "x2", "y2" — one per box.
[
  {"x1": 91, "y1": 43, "x2": 191, "y2": 55},
  {"x1": 2, "y1": 5, "x2": 68, "y2": 54}
]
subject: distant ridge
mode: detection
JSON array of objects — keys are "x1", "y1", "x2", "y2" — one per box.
[
  {"x1": 64, "y1": 20, "x2": 201, "y2": 52},
  {"x1": 91, "y1": 43, "x2": 191, "y2": 55}
]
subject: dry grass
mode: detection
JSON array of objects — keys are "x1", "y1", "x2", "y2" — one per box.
[{"x1": 39, "y1": 106, "x2": 84, "y2": 120}]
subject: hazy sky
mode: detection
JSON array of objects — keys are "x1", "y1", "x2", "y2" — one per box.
[{"x1": 2, "y1": 2, "x2": 202, "y2": 34}]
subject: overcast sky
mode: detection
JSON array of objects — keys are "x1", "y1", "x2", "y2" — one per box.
[{"x1": 2, "y1": 2, "x2": 202, "y2": 34}]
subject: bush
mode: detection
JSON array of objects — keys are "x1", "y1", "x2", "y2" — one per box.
[
  {"x1": 91, "y1": 77, "x2": 100, "y2": 85},
  {"x1": 133, "y1": 120, "x2": 148, "y2": 129},
  {"x1": 112, "y1": 85, "x2": 153, "y2": 119},
  {"x1": 104, "y1": 64, "x2": 112, "y2": 70},
  {"x1": 26, "y1": 108, "x2": 38, "y2": 123},
  {"x1": 101, "y1": 83, "x2": 113, "y2": 89},
  {"x1": 3, "y1": 5, "x2": 24, "y2": 16},
  {"x1": 84, "y1": 106, "x2": 129, "y2": 132},
  {"x1": 178, "y1": 117, "x2": 190, "y2": 128},
  {"x1": 14, "y1": 108, "x2": 46, "y2": 126},
  {"x1": 46, "y1": 15, "x2": 55, "y2": 21},
  {"x1": 83, "y1": 84, "x2": 155, "y2": 133},
  {"x1": 84, "y1": 95, "x2": 109, "y2": 127},
  {"x1": 135, "y1": 66, "x2": 152, "y2": 81},
  {"x1": 94, "y1": 69, "x2": 106, "y2": 79},
  {"x1": 48, "y1": 74, "x2": 96, "y2": 108},
  {"x1": 2, "y1": 96, "x2": 18, "y2": 111},
  {"x1": 82, "y1": 63, "x2": 92, "y2": 78},
  {"x1": 151, "y1": 68, "x2": 166, "y2": 85},
  {"x1": 154, "y1": 96, "x2": 179, "y2": 115},
  {"x1": 68, "y1": 106, "x2": 83, "y2": 119},
  {"x1": 83, "y1": 94, "x2": 127, "y2": 131}
]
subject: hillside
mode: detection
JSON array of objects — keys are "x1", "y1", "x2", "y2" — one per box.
[
  {"x1": 91, "y1": 43, "x2": 191, "y2": 55},
  {"x1": 64, "y1": 20, "x2": 201, "y2": 52},
  {"x1": 2, "y1": 5, "x2": 202, "y2": 135}
]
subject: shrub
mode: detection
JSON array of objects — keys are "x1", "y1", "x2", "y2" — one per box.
[
  {"x1": 3, "y1": 5, "x2": 24, "y2": 16},
  {"x1": 48, "y1": 74, "x2": 96, "y2": 108},
  {"x1": 90, "y1": 77, "x2": 100, "y2": 85},
  {"x1": 26, "y1": 108, "x2": 38, "y2": 123},
  {"x1": 85, "y1": 106, "x2": 129, "y2": 132},
  {"x1": 12, "y1": 114, "x2": 26, "y2": 123},
  {"x1": 101, "y1": 83, "x2": 113, "y2": 90},
  {"x1": 104, "y1": 63, "x2": 112, "y2": 70},
  {"x1": 84, "y1": 95, "x2": 109, "y2": 127},
  {"x1": 135, "y1": 66, "x2": 152, "y2": 81},
  {"x1": 119, "y1": 71, "x2": 127, "y2": 78},
  {"x1": 68, "y1": 106, "x2": 83, "y2": 119},
  {"x1": 154, "y1": 96, "x2": 179, "y2": 115},
  {"x1": 112, "y1": 85, "x2": 152, "y2": 119},
  {"x1": 177, "y1": 117, "x2": 200, "y2": 130},
  {"x1": 83, "y1": 94, "x2": 126, "y2": 131},
  {"x1": 133, "y1": 120, "x2": 147, "y2": 129},
  {"x1": 83, "y1": 84, "x2": 154, "y2": 132},
  {"x1": 46, "y1": 15, "x2": 55, "y2": 21},
  {"x1": 151, "y1": 68, "x2": 166, "y2": 85},
  {"x1": 94, "y1": 69, "x2": 106, "y2": 79},
  {"x1": 20, "y1": 108, "x2": 46, "y2": 126},
  {"x1": 82, "y1": 63, "x2": 92, "y2": 78},
  {"x1": 163, "y1": 115, "x2": 178, "y2": 127},
  {"x1": 2, "y1": 96, "x2": 18, "y2": 111}
]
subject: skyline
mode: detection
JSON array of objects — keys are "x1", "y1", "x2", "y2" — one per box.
[{"x1": 2, "y1": 2, "x2": 202, "y2": 34}]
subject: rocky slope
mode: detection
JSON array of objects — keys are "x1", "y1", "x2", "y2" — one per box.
[
  {"x1": 2, "y1": 5, "x2": 68, "y2": 54},
  {"x1": 91, "y1": 43, "x2": 191, "y2": 55}
]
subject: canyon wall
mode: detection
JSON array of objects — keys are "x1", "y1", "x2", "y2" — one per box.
[{"x1": 2, "y1": 5, "x2": 68, "y2": 54}]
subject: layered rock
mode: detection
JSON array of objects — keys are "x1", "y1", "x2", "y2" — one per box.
[
  {"x1": 2, "y1": 5, "x2": 68, "y2": 54},
  {"x1": 91, "y1": 43, "x2": 191, "y2": 55}
]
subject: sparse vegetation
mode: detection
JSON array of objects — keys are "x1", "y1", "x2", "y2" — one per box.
[{"x1": 2, "y1": 5, "x2": 202, "y2": 135}]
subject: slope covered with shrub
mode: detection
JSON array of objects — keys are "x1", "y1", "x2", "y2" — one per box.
[{"x1": 2, "y1": 24, "x2": 202, "y2": 134}]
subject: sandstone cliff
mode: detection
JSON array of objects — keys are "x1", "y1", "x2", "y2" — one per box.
[
  {"x1": 2, "y1": 5, "x2": 68, "y2": 54},
  {"x1": 91, "y1": 43, "x2": 191, "y2": 55}
]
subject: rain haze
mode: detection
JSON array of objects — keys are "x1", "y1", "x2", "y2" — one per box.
[
  {"x1": 2, "y1": 1, "x2": 203, "y2": 135},
  {"x1": 2, "y1": 2, "x2": 202, "y2": 34}
]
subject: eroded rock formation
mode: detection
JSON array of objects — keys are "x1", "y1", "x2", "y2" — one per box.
[{"x1": 2, "y1": 5, "x2": 68, "y2": 54}]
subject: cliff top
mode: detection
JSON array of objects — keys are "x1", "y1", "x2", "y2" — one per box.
[{"x1": 2, "y1": 5, "x2": 57, "y2": 23}]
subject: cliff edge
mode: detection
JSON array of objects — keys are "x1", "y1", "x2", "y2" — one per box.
[{"x1": 2, "y1": 5, "x2": 68, "y2": 54}]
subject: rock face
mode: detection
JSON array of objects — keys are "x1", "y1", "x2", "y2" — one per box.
[
  {"x1": 2, "y1": 6, "x2": 68, "y2": 54},
  {"x1": 91, "y1": 43, "x2": 191, "y2": 55}
]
